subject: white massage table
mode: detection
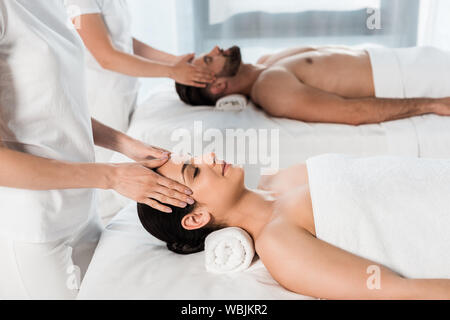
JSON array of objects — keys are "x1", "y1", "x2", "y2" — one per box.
[{"x1": 84, "y1": 84, "x2": 450, "y2": 299}]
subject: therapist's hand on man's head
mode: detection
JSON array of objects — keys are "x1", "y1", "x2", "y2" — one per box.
[
  {"x1": 110, "y1": 156, "x2": 194, "y2": 213},
  {"x1": 170, "y1": 53, "x2": 215, "y2": 88}
]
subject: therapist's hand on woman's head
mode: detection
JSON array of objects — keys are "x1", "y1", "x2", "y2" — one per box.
[
  {"x1": 110, "y1": 157, "x2": 194, "y2": 213},
  {"x1": 170, "y1": 54, "x2": 215, "y2": 88}
]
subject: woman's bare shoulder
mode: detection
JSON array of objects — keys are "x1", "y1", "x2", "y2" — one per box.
[
  {"x1": 254, "y1": 213, "x2": 312, "y2": 270},
  {"x1": 255, "y1": 186, "x2": 315, "y2": 253}
]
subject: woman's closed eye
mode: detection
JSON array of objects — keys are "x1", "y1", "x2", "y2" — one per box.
[
  {"x1": 181, "y1": 162, "x2": 200, "y2": 183},
  {"x1": 193, "y1": 166, "x2": 200, "y2": 179}
]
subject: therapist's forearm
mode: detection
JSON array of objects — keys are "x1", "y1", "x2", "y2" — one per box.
[
  {"x1": 132, "y1": 38, "x2": 177, "y2": 65},
  {"x1": 0, "y1": 147, "x2": 112, "y2": 191},
  {"x1": 91, "y1": 118, "x2": 169, "y2": 162},
  {"x1": 91, "y1": 118, "x2": 133, "y2": 155},
  {"x1": 91, "y1": 118, "x2": 124, "y2": 152}
]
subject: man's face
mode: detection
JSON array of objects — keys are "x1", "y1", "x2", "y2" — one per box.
[{"x1": 192, "y1": 46, "x2": 242, "y2": 78}]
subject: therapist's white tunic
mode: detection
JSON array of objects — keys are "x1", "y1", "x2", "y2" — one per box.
[
  {"x1": 0, "y1": 0, "x2": 97, "y2": 243},
  {"x1": 65, "y1": 0, "x2": 140, "y2": 137}
]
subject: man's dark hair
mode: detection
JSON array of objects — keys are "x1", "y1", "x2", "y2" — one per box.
[
  {"x1": 175, "y1": 83, "x2": 218, "y2": 107},
  {"x1": 175, "y1": 46, "x2": 242, "y2": 106},
  {"x1": 137, "y1": 202, "x2": 223, "y2": 255}
]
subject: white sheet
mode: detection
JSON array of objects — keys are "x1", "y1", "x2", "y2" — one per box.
[
  {"x1": 78, "y1": 203, "x2": 310, "y2": 300},
  {"x1": 87, "y1": 85, "x2": 450, "y2": 299},
  {"x1": 97, "y1": 84, "x2": 450, "y2": 222},
  {"x1": 368, "y1": 46, "x2": 450, "y2": 99}
]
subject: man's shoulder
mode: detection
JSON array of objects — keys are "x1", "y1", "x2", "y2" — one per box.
[
  {"x1": 253, "y1": 67, "x2": 289, "y2": 90},
  {"x1": 258, "y1": 66, "x2": 291, "y2": 80},
  {"x1": 251, "y1": 67, "x2": 298, "y2": 100}
]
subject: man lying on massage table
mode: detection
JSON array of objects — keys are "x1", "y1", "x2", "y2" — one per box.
[
  {"x1": 137, "y1": 153, "x2": 450, "y2": 300},
  {"x1": 175, "y1": 45, "x2": 450, "y2": 125}
]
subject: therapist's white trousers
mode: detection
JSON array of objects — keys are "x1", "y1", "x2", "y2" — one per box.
[{"x1": 0, "y1": 217, "x2": 102, "y2": 300}]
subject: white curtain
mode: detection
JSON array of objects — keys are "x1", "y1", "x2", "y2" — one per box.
[
  {"x1": 175, "y1": 0, "x2": 420, "y2": 63},
  {"x1": 417, "y1": 0, "x2": 450, "y2": 50},
  {"x1": 128, "y1": 0, "x2": 450, "y2": 54},
  {"x1": 127, "y1": 0, "x2": 181, "y2": 100},
  {"x1": 209, "y1": 0, "x2": 381, "y2": 24}
]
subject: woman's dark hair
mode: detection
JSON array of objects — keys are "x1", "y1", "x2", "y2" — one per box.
[
  {"x1": 137, "y1": 202, "x2": 223, "y2": 255},
  {"x1": 175, "y1": 82, "x2": 218, "y2": 106}
]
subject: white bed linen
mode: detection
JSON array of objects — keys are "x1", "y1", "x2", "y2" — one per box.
[
  {"x1": 88, "y1": 85, "x2": 450, "y2": 299},
  {"x1": 307, "y1": 154, "x2": 450, "y2": 279},
  {"x1": 78, "y1": 203, "x2": 311, "y2": 300}
]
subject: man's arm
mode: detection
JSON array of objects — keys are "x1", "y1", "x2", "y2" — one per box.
[
  {"x1": 255, "y1": 70, "x2": 448, "y2": 125},
  {"x1": 257, "y1": 47, "x2": 317, "y2": 66},
  {"x1": 257, "y1": 216, "x2": 450, "y2": 300}
]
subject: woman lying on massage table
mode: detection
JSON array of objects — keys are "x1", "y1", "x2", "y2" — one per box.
[{"x1": 137, "y1": 153, "x2": 450, "y2": 300}]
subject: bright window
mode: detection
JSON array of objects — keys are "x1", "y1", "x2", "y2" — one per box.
[{"x1": 180, "y1": 0, "x2": 420, "y2": 61}]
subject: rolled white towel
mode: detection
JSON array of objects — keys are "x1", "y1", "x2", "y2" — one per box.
[
  {"x1": 215, "y1": 94, "x2": 248, "y2": 111},
  {"x1": 205, "y1": 227, "x2": 255, "y2": 274}
]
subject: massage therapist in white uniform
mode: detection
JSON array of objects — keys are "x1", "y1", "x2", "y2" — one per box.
[
  {"x1": 0, "y1": 0, "x2": 194, "y2": 299},
  {"x1": 65, "y1": 0, "x2": 215, "y2": 161}
]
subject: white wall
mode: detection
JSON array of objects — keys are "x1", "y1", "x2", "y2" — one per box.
[{"x1": 128, "y1": 0, "x2": 179, "y2": 54}]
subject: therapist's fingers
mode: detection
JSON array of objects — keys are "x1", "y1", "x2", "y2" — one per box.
[
  {"x1": 194, "y1": 69, "x2": 215, "y2": 82},
  {"x1": 140, "y1": 159, "x2": 194, "y2": 200},
  {"x1": 157, "y1": 175, "x2": 193, "y2": 197},
  {"x1": 145, "y1": 146, "x2": 170, "y2": 159},
  {"x1": 148, "y1": 192, "x2": 188, "y2": 209},
  {"x1": 140, "y1": 157, "x2": 170, "y2": 169},
  {"x1": 153, "y1": 182, "x2": 195, "y2": 207},
  {"x1": 154, "y1": 185, "x2": 194, "y2": 205},
  {"x1": 189, "y1": 81, "x2": 208, "y2": 88}
]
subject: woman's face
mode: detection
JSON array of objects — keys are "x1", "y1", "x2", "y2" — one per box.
[{"x1": 157, "y1": 153, "x2": 245, "y2": 218}]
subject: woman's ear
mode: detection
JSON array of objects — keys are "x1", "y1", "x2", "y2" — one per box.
[
  {"x1": 181, "y1": 208, "x2": 212, "y2": 230},
  {"x1": 209, "y1": 78, "x2": 228, "y2": 95}
]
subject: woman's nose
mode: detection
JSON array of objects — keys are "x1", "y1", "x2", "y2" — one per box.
[
  {"x1": 203, "y1": 153, "x2": 216, "y2": 165},
  {"x1": 192, "y1": 153, "x2": 215, "y2": 166}
]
